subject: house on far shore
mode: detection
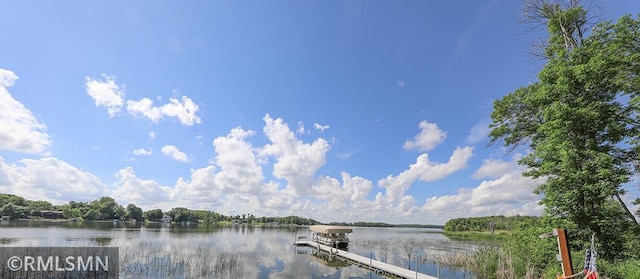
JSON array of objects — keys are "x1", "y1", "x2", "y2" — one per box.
[
  {"x1": 1, "y1": 216, "x2": 10, "y2": 221},
  {"x1": 40, "y1": 210, "x2": 64, "y2": 219},
  {"x1": 161, "y1": 216, "x2": 172, "y2": 223}
]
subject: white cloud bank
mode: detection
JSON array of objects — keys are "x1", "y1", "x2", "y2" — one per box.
[
  {"x1": 472, "y1": 158, "x2": 517, "y2": 179},
  {"x1": 0, "y1": 69, "x2": 51, "y2": 154},
  {"x1": 0, "y1": 157, "x2": 106, "y2": 204},
  {"x1": 85, "y1": 75, "x2": 201, "y2": 126},
  {"x1": 110, "y1": 117, "x2": 538, "y2": 223},
  {"x1": 423, "y1": 159, "x2": 543, "y2": 219},
  {"x1": 0, "y1": 74, "x2": 545, "y2": 223}
]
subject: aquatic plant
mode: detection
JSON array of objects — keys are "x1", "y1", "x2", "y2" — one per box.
[{"x1": 118, "y1": 241, "x2": 245, "y2": 278}]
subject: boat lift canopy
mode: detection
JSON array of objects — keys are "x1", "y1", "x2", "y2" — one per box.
[{"x1": 309, "y1": 225, "x2": 353, "y2": 234}]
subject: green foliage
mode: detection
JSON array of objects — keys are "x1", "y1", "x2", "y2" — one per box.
[
  {"x1": 145, "y1": 209, "x2": 164, "y2": 221},
  {"x1": 470, "y1": 246, "x2": 516, "y2": 279},
  {"x1": 193, "y1": 210, "x2": 229, "y2": 223},
  {"x1": 505, "y1": 223, "x2": 561, "y2": 277},
  {"x1": 598, "y1": 259, "x2": 640, "y2": 279},
  {"x1": 0, "y1": 194, "x2": 56, "y2": 218},
  {"x1": 0, "y1": 192, "x2": 320, "y2": 228},
  {"x1": 91, "y1": 196, "x2": 125, "y2": 220},
  {"x1": 126, "y1": 204, "x2": 143, "y2": 221},
  {"x1": 328, "y1": 221, "x2": 442, "y2": 228},
  {"x1": 83, "y1": 209, "x2": 99, "y2": 220},
  {"x1": 0, "y1": 194, "x2": 28, "y2": 207},
  {"x1": 26, "y1": 200, "x2": 52, "y2": 216},
  {"x1": 1, "y1": 203, "x2": 21, "y2": 219},
  {"x1": 443, "y1": 231, "x2": 509, "y2": 242},
  {"x1": 444, "y1": 215, "x2": 541, "y2": 232},
  {"x1": 58, "y1": 201, "x2": 92, "y2": 219},
  {"x1": 167, "y1": 207, "x2": 199, "y2": 223},
  {"x1": 489, "y1": 4, "x2": 640, "y2": 261},
  {"x1": 62, "y1": 208, "x2": 83, "y2": 218},
  {"x1": 278, "y1": 215, "x2": 319, "y2": 225}
]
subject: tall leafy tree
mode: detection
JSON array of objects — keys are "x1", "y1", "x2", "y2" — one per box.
[
  {"x1": 145, "y1": 209, "x2": 164, "y2": 222},
  {"x1": 489, "y1": 0, "x2": 639, "y2": 260},
  {"x1": 126, "y1": 204, "x2": 143, "y2": 221},
  {"x1": 90, "y1": 196, "x2": 126, "y2": 220}
]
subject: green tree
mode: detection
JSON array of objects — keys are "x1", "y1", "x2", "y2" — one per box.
[
  {"x1": 27, "y1": 200, "x2": 52, "y2": 217},
  {"x1": 63, "y1": 208, "x2": 83, "y2": 218},
  {"x1": 0, "y1": 194, "x2": 28, "y2": 207},
  {"x1": 489, "y1": 1, "x2": 640, "y2": 260},
  {"x1": 89, "y1": 196, "x2": 126, "y2": 220},
  {"x1": 1, "y1": 203, "x2": 17, "y2": 219},
  {"x1": 83, "y1": 209, "x2": 100, "y2": 220},
  {"x1": 113, "y1": 205, "x2": 126, "y2": 220},
  {"x1": 168, "y1": 207, "x2": 198, "y2": 222},
  {"x1": 145, "y1": 209, "x2": 164, "y2": 221},
  {"x1": 126, "y1": 204, "x2": 143, "y2": 221}
]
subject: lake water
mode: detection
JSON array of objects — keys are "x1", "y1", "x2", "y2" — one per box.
[{"x1": 0, "y1": 220, "x2": 479, "y2": 278}]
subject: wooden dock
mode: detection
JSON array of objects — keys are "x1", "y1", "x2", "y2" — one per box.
[{"x1": 294, "y1": 240, "x2": 437, "y2": 279}]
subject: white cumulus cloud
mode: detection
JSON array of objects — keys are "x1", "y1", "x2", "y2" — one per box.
[
  {"x1": 127, "y1": 95, "x2": 201, "y2": 126},
  {"x1": 0, "y1": 69, "x2": 51, "y2": 154},
  {"x1": 212, "y1": 127, "x2": 264, "y2": 194},
  {"x1": 473, "y1": 158, "x2": 517, "y2": 179},
  {"x1": 112, "y1": 167, "x2": 174, "y2": 209},
  {"x1": 260, "y1": 114, "x2": 330, "y2": 195},
  {"x1": 85, "y1": 75, "x2": 125, "y2": 117},
  {"x1": 422, "y1": 161, "x2": 543, "y2": 221},
  {"x1": 0, "y1": 108, "x2": 546, "y2": 225},
  {"x1": 85, "y1": 75, "x2": 201, "y2": 126},
  {"x1": 161, "y1": 145, "x2": 190, "y2": 163},
  {"x1": 133, "y1": 148, "x2": 152, "y2": 156},
  {"x1": 126, "y1": 98, "x2": 162, "y2": 122},
  {"x1": 160, "y1": 95, "x2": 202, "y2": 126},
  {"x1": 0, "y1": 156, "x2": 106, "y2": 204},
  {"x1": 403, "y1": 120, "x2": 447, "y2": 152},
  {"x1": 377, "y1": 146, "x2": 474, "y2": 204}
]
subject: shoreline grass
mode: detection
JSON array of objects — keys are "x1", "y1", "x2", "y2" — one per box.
[
  {"x1": 442, "y1": 230, "x2": 510, "y2": 241},
  {"x1": 119, "y1": 241, "x2": 245, "y2": 278}
]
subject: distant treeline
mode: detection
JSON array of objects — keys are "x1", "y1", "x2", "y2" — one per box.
[
  {"x1": 0, "y1": 193, "x2": 319, "y2": 225},
  {"x1": 328, "y1": 221, "x2": 443, "y2": 229},
  {"x1": 444, "y1": 215, "x2": 541, "y2": 232}
]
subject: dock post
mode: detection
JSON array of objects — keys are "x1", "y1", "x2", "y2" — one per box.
[{"x1": 554, "y1": 229, "x2": 574, "y2": 277}]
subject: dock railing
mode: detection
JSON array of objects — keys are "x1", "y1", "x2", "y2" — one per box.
[{"x1": 294, "y1": 239, "x2": 437, "y2": 279}]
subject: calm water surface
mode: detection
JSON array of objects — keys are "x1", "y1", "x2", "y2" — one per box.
[{"x1": 0, "y1": 220, "x2": 479, "y2": 278}]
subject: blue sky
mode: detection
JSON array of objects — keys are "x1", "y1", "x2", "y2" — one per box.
[{"x1": 1, "y1": 1, "x2": 639, "y2": 224}]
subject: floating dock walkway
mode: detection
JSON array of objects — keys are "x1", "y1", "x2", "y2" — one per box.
[{"x1": 294, "y1": 239, "x2": 437, "y2": 279}]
